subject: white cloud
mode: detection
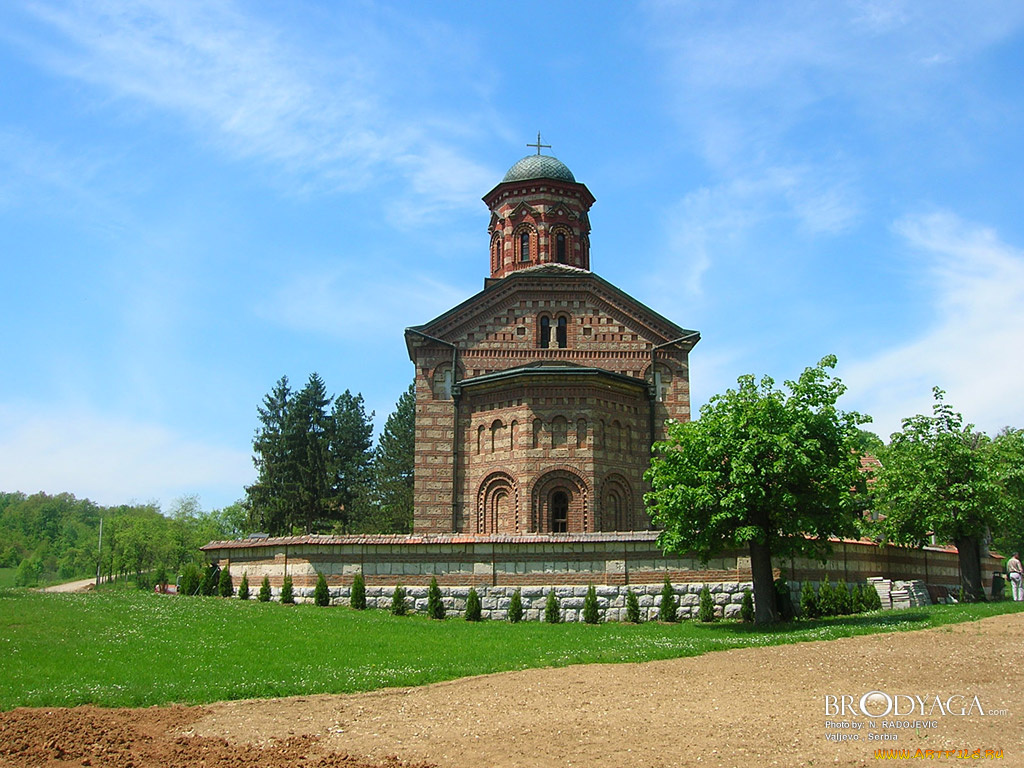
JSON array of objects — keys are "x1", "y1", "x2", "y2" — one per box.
[
  {"x1": 0, "y1": 402, "x2": 252, "y2": 509},
  {"x1": 841, "y1": 212, "x2": 1024, "y2": 437}
]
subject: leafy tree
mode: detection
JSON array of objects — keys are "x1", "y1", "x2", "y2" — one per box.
[
  {"x1": 625, "y1": 588, "x2": 641, "y2": 623},
  {"x1": 365, "y1": 384, "x2": 415, "y2": 533},
  {"x1": 740, "y1": 588, "x2": 754, "y2": 623},
  {"x1": 390, "y1": 584, "x2": 407, "y2": 615},
  {"x1": 217, "y1": 568, "x2": 234, "y2": 598},
  {"x1": 658, "y1": 577, "x2": 678, "y2": 623},
  {"x1": 508, "y1": 588, "x2": 524, "y2": 623},
  {"x1": 875, "y1": 388, "x2": 1002, "y2": 602},
  {"x1": 280, "y1": 574, "x2": 294, "y2": 604},
  {"x1": 465, "y1": 587, "x2": 482, "y2": 621},
  {"x1": 258, "y1": 575, "x2": 272, "y2": 602},
  {"x1": 991, "y1": 427, "x2": 1024, "y2": 558},
  {"x1": 698, "y1": 585, "x2": 715, "y2": 622},
  {"x1": 544, "y1": 590, "x2": 561, "y2": 623},
  {"x1": 582, "y1": 584, "x2": 601, "y2": 624},
  {"x1": 646, "y1": 356, "x2": 868, "y2": 624},
  {"x1": 427, "y1": 576, "x2": 445, "y2": 619},
  {"x1": 314, "y1": 572, "x2": 330, "y2": 606},
  {"x1": 350, "y1": 572, "x2": 366, "y2": 609},
  {"x1": 238, "y1": 572, "x2": 250, "y2": 600}
]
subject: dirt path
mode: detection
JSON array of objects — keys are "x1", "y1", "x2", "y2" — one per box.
[
  {"x1": 40, "y1": 577, "x2": 95, "y2": 593},
  {"x1": 2, "y1": 613, "x2": 1021, "y2": 767}
]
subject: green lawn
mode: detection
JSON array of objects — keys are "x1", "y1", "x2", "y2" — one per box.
[
  {"x1": 1, "y1": 588, "x2": 1021, "y2": 710},
  {"x1": 0, "y1": 569, "x2": 15, "y2": 588}
]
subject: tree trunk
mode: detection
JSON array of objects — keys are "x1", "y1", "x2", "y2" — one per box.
[
  {"x1": 954, "y1": 536, "x2": 987, "y2": 602},
  {"x1": 749, "y1": 538, "x2": 778, "y2": 624}
]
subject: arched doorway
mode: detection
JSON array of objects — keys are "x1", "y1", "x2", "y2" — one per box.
[{"x1": 551, "y1": 491, "x2": 568, "y2": 533}]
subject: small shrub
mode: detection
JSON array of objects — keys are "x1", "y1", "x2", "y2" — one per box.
[
  {"x1": 350, "y1": 572, "x2": 366, "y2": 610},
  {"x1": 217, "y1": 568, "x2": 234, "y2": 598},
  {"x1": 427, "y1": 577, "x2": 445, "y2": 620},
  {"x1": 698, "y1": 585, "x2": 716, "y2": 622},
  {"x1": 774, "y1": 575, "x2": 795, "y2": 621},
  {"x1": 625, "y1": 588, "x2": 641, "y2": 623},
  {"x1": 835, "y1": 581, "x2": 852, "y2": 615},
  {"x1": 544, "y1": 590, "x2": 561, "y2": 623},
  {"x1": 154, "y1": 566, "x2": 168, "y2": 591},
  {"x1": 179, "y1": 563, "x2": 202, "y2": 596},
  {"x1": 237, "y1": 572, "x2": 250, "y2": 600},
  {"x1": 739, "y1": 588, "x2": 754, "y2": 623},
  {"x1": 465, "y1": 587, "x2": 482, "y2": 621},
  {"x1": 258, "y1": 575, "x2": 271, "y2": 602},
  {"x1": 800, "y1": 580, "x2": 818, "y2": 619},
  {"x1": 280, "y1": 574, "x2": 294, "y2": 604},
  {"x1": 508, "y1": 588, "x2": 524, "y2": 623},
  {"x1": 851, "y1": 582, "x2": 865, "y2": 614},
  {"x1": 817, "y1": 575, "x2": 835, "y2": 617},
  {"x1": 658, "y1": 577, "x2": 678, "y2": 623},
  {"x1": 136, "y1": 572, "x2": 153, "y2": 591},
  {"x1": 200, "y1": 564, "x2": 219, "y2": 596},
  {"x1": 314, "y1": 572, "x2": 330, "y2": 606},
  {"x1": 390, "y1": 584, "x2": 407, "y2": 615},
  {"x1": 862, "y1": 582, "x2": 882, "y2": 611},
  {"x1": 582, "y1": 584, "x2": 601, "y2": 624}
]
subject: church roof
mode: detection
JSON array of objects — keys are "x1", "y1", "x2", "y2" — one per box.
[
  {"x1": 502, "y1": 153, "x2": 576, "y2": 183},
  {"x1": 456, "y1": 361, "x2": 648, "y2": 392}
]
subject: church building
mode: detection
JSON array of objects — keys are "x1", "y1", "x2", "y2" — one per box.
[{"x1": 405, "y1": 143, "x2": 700, "y2": 536}]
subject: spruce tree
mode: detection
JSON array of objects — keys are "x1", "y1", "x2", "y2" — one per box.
[
  {"x1": 390, "y1": 584, "x2": 407, "y2": 615},
  {"x1": 465, "y1": 587, "x2": 482, "y2": 621},
  {"x1": 280, "y1": 573, "x2": 294, "y2": 604},
  {"x1": 246, "y1": 376, "x2": 297, "y2": 535},
  {"x1": 836, "y1": 581, "x2": 852, "y2": 615},
  {"x1": 740, "y1": 588, "x2": 754, "y2": 622},
  {"x1": 698, "y1": 585, "x2": 716, "y2": 622},
  {"x1": 328, "y1": 390, "x2": 375, "y2": 533},
  {"x1": 625, "y1": 588, "x2": 641, "y2": 623},
  {"x1": 582, "y1": 584, "x2": 601, "y2": 624},
  {"x1": 800, "y1": 580, "x2": 818, "y2": 619},
  {"x1": 201, "y1": 564, "x2": 219, "y2": 596},
  {"x1": 368, "y1": 384, "x2": 415, "y2": 533},
  {"x1": 851, "y1": 582, "x2": 865, "y2": 613},
  {"x1": 314, "y1": 572, "x2": 330, "y2": 606},
  {"x1": 658, "y1": 577, "x2": 678, "y2": 622},
  {"x1": 508, "y1": 588, "x2": 524, "y2": 623},
  {"x1": 544, "y1": 590, "x2": 561, "y2": 623},
  {"x1": 350, "y1": 572, "x2": 366, "y2": 609},
  {"x1": 258, "y1": 575, "x2": 271, "y2": 602},
  {"x1": 427, "y1": 576, "x2": 445, "y2": 619},
  {"x1": 217, "y1": 568, "x2": 234, "y2": 598},
  {"x1": 817, "y1": 574, "x2": 835, "y2": 616},
  {"x1": 238, "y1": 572, "x2": 250, "y2": 600},
  {"x1": 291, "y1": 374, "x2": 334, "y2": 534}
]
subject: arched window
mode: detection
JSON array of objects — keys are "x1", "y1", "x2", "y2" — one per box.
[
  {"x1": 556, "y1": 232, "x2": 566, "y2": 263},
  {"x1": 519, "y1": 231, "x2": 530, "y2": 262},
  {"x1": 551, "y1": 491, "x2": 568, "y2": 533},
  {"x1": 576, "y1": 418, "x2": 587, "y2": 448},
  {"x1": 510, "y1": 420, "x2": 518, "y2": 452},
  {"x1": 477, "y1": 425, "x2": 485, "y2": 455},
  {"x1": 491, "y1": 420, "x2": 504, "y2": 453},
  {"x1": 539, "y1": 316, "x2": 551, "y2": 348},
  {"x1": 491, "y1": 235, "x2": 502, "y2": 272},
  {"x1": 532, "y1": 418, "x2": 543, "y2": 449},
  {"x1": 552, "y1": 416, "x2": 567, "y2": 448},
  {"x1": 556, "y1": 316, "x2": 568, "y2": 349}
]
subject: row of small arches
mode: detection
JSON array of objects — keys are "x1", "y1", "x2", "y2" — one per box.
[
  {"x1": 491, "y1": 227, "x2": 587, "y2": 271},
  {"x1": 475, "y1": 417, "x2": 634, "y2": 454}
]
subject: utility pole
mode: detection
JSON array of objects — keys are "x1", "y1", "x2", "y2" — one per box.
[{"x1": 96, "y1": 518, "x2": 103, "y2": 586}]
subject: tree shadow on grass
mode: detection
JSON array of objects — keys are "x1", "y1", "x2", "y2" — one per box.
[{"x1": 705, "y1": 610, "x2": 933, "y2": 637}]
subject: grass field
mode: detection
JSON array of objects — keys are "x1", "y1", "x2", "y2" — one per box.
[
  {"x1": 0, "y1": 568, "x2": 15, "y2": 588},
  {"x1": 2, "y1": 588, "x2": 1021, "y2": 711}
]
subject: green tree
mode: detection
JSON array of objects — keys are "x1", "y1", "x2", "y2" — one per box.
[
  {"x1": 291, "y1": 373, "x2": 335, "y2": 534},
  {"x1": 350, "y1": 572, "x2": 366, "y2": 609},
  {"x1": 646, "y1": 356, "x2": 868, "y2": 624},
  {"x1": 217, "y1": 568, "x2": 234, "y2": 598},
  {"x1": 544, "y1": 590, "x2": 560, "y2": 623},
  {"x1": 658, "y1": 577, "x2": 678, "y2": 623},
  {"x1": 625, "y1": 588, "x2": 641, "y2": 623},
  {"x1": 258, "y1": 575, "x2": 272, "y2": 602},
  {"x1": 817, "y1": 575, "x2": 836, "y2": 617},
  {"x1": 698, "y1": 585, "x2": 715, "y2": 622},
  {"x1": 390, "y1": 584, "x2": 407, "y2": 615},
  {"x1": 427, "y1": 576, "x2": 445, "y2": 619},
  {"x1": 238, "y1": 572, "x2": 250, "y2": 600},
  {"x1": 365, "y1": 384, "x2": 415, "y2": 533},
  {"x1": 740, "y1": 588, "x2": 754, "y2": 622},
  {"x1": 200, "y1": 564, "x2": 219, "y2": 596},
  {"x1": 875, "y1": 388, "x2": 1002, "y2": 602},
  {"x1": 465, "y1": 587, "x2": 482, "y2": 621},
  {"x1": 991, "y1": 427, "x2": 1024, "y2": 558},
  {"x1": 246, "y1": 377, "x2": 297, "y2": 535},
  {"x1": 508, "y1": 588, "x2": 524, "y2": 623},
  {"x1": 179, "y1": 563, "x2": 202, "y2": 596},
  {"x1": 314, "y1": 572, "x2": 330, "y2": 606},
  {"x1": 582, "y1": 584, "x2": 601, "y2": 624},
  {"x1": 280, "y1": 574, "x2": 294, "y2": 604},
  {"x1": 328, "y1": 390, "x2": 375, "y2": 533},
  {"x1": 800, "y1": 580, "x2": 818, "y2": 619}
]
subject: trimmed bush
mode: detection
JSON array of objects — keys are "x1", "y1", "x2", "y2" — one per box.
[
  {"x1": 314, "y1": 572, "x2": 330, "y2": 606},
  {"x1": 237, "y1": 572, "x2": 250, "y2": 600},
  {"x1": 350, "y1": 572, "x2": 366, "y2": 610},
  {"x1": 625, "y1": 588, "x2": 641, "y2": 623},
  {"x1": 800, "y1": 580, "x2": 818, "y2": 619},
  {"x1": 427, "y1": 577, "x2": 445, "y2": 620},
  {"x1": 217, "y1": 568, "x2": 234, "y2": 598},
  {"x1": 582, "y1": 584, "x2": 601, "y2": 624},
  {"x1": 258, "y1": 575, "x2": 271, "y2": 602},
  {"x1": 465, "y1": 587, "x2": 482, "y2": 621},
  {"x1": 836, "y1": 581, "x2": 852, "y2": 615},
  {"x1": 739, "y1": 588, "x2": 754, "y2": 623},
  {"x1": 390, "y1": 584, "x2": 407, "y2": 615},
  {"x1": 774, "y1": 575, "x2": 796, "y2": 621},
  {"x1": 862, "y1": 582, "x2": 882, "y2": 611},
  {"x1": 178, "y1": 563, "x2": 202, "y2": 596},
  {"x1": 508, "y1": 588, "x2": 524, "y2": 623},
  {"x1": 280, "y1": 574, "x2": 295, "y2": 604},
  {"x1": 851, "y1": 582, "x2": 865, "y2": 613},
  {"x1": 817, "y1": 575, "x2": 835, "y2": 617},
  {"x1": 200, "y1": 564, "x2": 219, "y2": 596},
  {"x1": 658, "y1": 577, "x2": 678, "y2": 623},
  {"x1": 698, "y1": 585, "x2": 716, "y2": 622},
  {"x1": 544, "y1": 590, "x2": 561, "y2": 624}
]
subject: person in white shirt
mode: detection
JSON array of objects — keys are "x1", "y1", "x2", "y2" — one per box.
[{"x1": 1008, "y1": 552, "x2": 1024, "y2": 602}]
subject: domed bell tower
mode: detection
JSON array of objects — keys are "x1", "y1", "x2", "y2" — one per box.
[{"x1": 482, "y1": 134, "x2": 596, "y2": 280}]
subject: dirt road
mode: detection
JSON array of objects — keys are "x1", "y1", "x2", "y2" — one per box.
[
  {"x1": 40, "y1": 577, "x2": 95, "y2": 593},
  {"x1": 2, "y1": 612, "x2": 1020, "y2": 767}
]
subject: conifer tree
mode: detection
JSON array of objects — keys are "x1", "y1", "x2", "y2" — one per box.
[
  {"x1": 246, "y1": 376, "x2": 296, "y2": 534},
  {"x1": 217, "y1": 567, "x2": 234, "y2": 598},
  {"x1": 427, "y1": 576, "x2": 445, "y2": 619},
  {"x1": 314, "y1": 572, "x2": 330, "y2": 606},
  {"x1": 258, "y1": 575, "x2": 271, "y2": 602},
  {"x1": 350, "y1": 572, "x2": 366, "y2": 609},
  {"x1": 625, "y1": 588, "x2": 641, "y2": 623},
  {"x1": 238, "y1": 572, "x2": 250, "y2": 600},
  {"x1": 367, "y1": 384, "x2": 415, "y2": 533},
  {"x1": 328, "y1": 390, "x2": 375, "y2": 532},
  {"x1": 465, "y1": 587, "x2": 482, "y2": 621},
  {"x1": 508, "y1": 588, "x2": 524, "y2": 623},
  {"x1": 390, "y1": 584, "x2": 407, "y2": 615},
  {"x1": 582, "y1": 584, "x2": 601, "y2": 624},
  {"x1": 698, "y1": 585, "x2": 716, "y2": 622},
  {"x1": 740, "y1": 588, "x2": 754, "y2": 622},
  {"x1": 817, "y1": 574, "x2": 835, "y2": 616},
  {"x1": 658, "y1": 577, "x2": 678, "y2": 622},
  {"x1": 800, "y1": 580, "x2": 818, "y2": 619},
  {"x1": 280, "y1": 573, "x2": 294, "y2": 604},
  {"x1": 544, "y1": 590, "x2": 561, "y2": 623}
]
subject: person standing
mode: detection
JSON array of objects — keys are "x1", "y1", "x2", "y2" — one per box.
[{"x1": 1008, "y1": 552, "x2": 1024, "y2": 602}]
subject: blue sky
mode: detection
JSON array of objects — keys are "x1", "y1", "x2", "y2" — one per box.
[{"x1": 2, "y1": 1, "x2": 1023, "y2": 512}]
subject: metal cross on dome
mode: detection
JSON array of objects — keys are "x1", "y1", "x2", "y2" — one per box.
[{"x1": 527, "y1": 131, "x2": 551, "y2": 155}]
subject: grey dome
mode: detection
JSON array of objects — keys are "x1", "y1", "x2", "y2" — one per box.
[{"x1": 502, "y1": 154, "x2": 576, "y2": 183}]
